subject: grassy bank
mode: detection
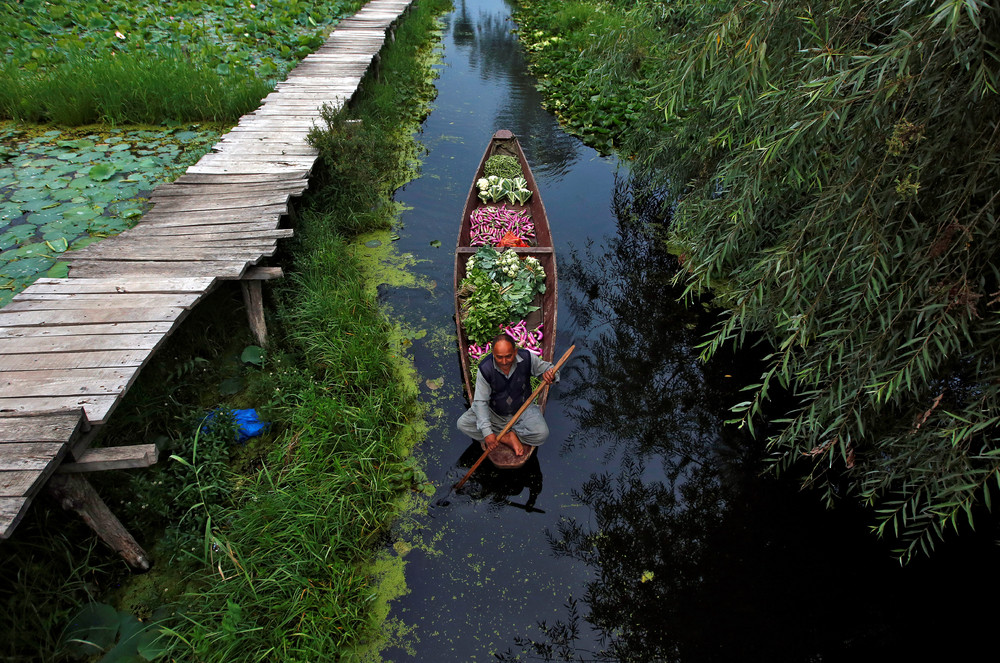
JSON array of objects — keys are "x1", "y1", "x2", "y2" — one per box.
[
  {"x1": 0, "y1": 0, "x2": 450, "y2": 660},
  {"x1": 0, "y1": 0, "x2": 367, "y2": 123}
]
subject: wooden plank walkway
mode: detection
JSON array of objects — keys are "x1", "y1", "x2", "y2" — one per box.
[{"x1": 0, "y1": 0, "x2": 414, "y2": 547}]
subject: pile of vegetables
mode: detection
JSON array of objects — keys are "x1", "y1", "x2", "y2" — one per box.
[
  {"x1": 459, "y1": 246, "x2": 546, "y2": 347},
  {"x1": 476, "y1": 175, "x2": 532, "y2": 205},
  {"x1": 470, "y1": 205, "x2": 535, "y2": 246},
  {"x1": 484, "y1": 154, "x2": 523, "y2": 179},
  {"x1": 468, "y1": 320, "x2": 544, "y2": 362}
]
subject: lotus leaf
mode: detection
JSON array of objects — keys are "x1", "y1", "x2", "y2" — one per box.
[
  {"x1": 1, "y1": 241, "x2": 51, "y2": 261},
  {"x1": 46, "y1": 261, "x2": 69, "y2": 278},
  {"x1": 0, "y1": 256, "x2": 55, "y2": 278},
  {"x1": 88, "y1": 163, "x2": 117, "y2": 181},
  {"x1": 45, "y1": 237, "x2": 69, "y2": 253},
  {"x1": 0, "y1": 225, "x2": 36, "y2": 250},
  {"x1": 0, "y1": 204, "x2": 22, "y2": 222},
  {"x1": 62, "y1": 205, "x2": 101, "y2": 220},
  {"x1": 20, "y1": 199, "x2": 53, "y2": 212}
]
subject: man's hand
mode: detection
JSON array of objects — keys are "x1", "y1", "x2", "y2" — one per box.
[
  {"x1": 542, "y1": 368, "x2": 556, "y2": 385},
  {"x1": 484, "y1": 433, "x2": 499, "y2": 450}
]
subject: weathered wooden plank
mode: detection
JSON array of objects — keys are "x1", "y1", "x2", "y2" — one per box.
[
  {"x1": 99, "y1": 238, "x2": 279, "y2": 250},
  {"x1": 0, "y1": 321, "x2": 175, "y2": 338},
  {"x1": 171, "y1": 171, "x2": 307, "y2": 182},
  {"x1": 0, "y1": 368, "x2": 138, "y2": 398},
  {"x1": 0, "y1": 350, "x2": 151, "y2": 372},
  {"x1": 64, "y1": 248, "x2": 271, "y2": 262},
  {"x1": 0, "y1": 306, "x2": 186, "y2": 327},
  {"x1": 136, "y1": 213, "x2": 286, "y2": 228},
  {"x1": 0, "y1": 395, "x2": 119, "y2": 425},
  {"x1": 0, "y1": 471, "x2": 44, "y2": 497},
  {"x1": 7, "y1": 293, "x2": 202, "y2": 310},
  {"x1": 3, "y1": 334, "x2": 163, "y2": 354},
  {"x1": 142, "y1": 195, "x2": 295, "y2": 213},
  {"x1": 244, "y1": 266, "x2": 284, "y2": 280},
  {"x1": 126, "y1": 223, "x2": 284, "y2": 237},
  {"x1": 28, "y1": 277, "x2": 215, "y2": 293},
  {"x1": 67, "y1": 260, "x2": 249, "y2": 279},
  {"x1": 57, "y1": 444, "x2": 158, "y2": 473},
  {"x1": 148, "y1": 190, "x2": 298, "y2": 205},
  {"x1": 152, "y1": 181, "x2": 309, "y2": 196},
  {"x1": 185, "y1": 164, "x2": 312, "y2": 175},
  {"x1": 0, "y1": 443, "x2": 67, "y2": 471},
  {"x1": 0, "y1": 410, "x2": 86, "y2": 443},
  {"x1": 0, "y1": 496, "x2": 29, "y2": 539}
]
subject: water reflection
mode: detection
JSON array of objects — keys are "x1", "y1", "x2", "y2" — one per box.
[
  {"x1": 455, "y1": 442, "x2": 545, "y2": 514},
  {"x1": 560, "y1": 175, "x2": 748, "y2": 478},
  {"x1": 447, "y1": 0, "x2": 579, "y2": 179}
]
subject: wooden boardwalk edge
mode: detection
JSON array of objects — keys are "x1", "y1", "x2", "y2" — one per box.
[{"x1": 0, "y1": 0, "x2": 416, "y2": 554}]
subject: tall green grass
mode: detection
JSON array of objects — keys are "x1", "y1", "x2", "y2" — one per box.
[
  {"x1": 162, "y1": 0, "x2": 450, "y2": 659},
  {"x1": 0, "y1": 52, "x2": 271, "y2": 124}
]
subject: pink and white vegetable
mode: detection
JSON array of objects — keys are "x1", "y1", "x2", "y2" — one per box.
[
  {"x1": 469, "y1": 205, "x2": 535, "y2": 247},
  {"x1": 468, "y1": 321, "x2": 544, "y2": 362}
]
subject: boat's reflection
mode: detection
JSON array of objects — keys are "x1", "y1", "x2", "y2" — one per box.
[{"x1": 454, "y1": 441, "x2": 545, "y2": 513}]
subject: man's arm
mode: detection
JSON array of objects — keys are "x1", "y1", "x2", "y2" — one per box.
[{"x1": 530, "y1": 352, "x2": 558, "y2": 385}]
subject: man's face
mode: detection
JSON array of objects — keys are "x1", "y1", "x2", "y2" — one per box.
[{"x1": 492, "y1": 340, "x2": 515, "y2": 372}]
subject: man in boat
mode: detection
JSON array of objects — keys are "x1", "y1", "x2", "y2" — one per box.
[{"x1": 457, "y1": 332, "x2": 558, "y2": 457}]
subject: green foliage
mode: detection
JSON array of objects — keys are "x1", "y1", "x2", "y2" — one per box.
[
  {"x1": 484, "y1": 154, "x2": 523, "y2": 179},
  {"x1": 59, "y1": 602, "x2": 168, "y2": 661},
  {"x1": 516, "y1": 0, "x2": 1000, "y2": 560},
  {"x1": 0, "y1": 0, "x2": 365, "y2": 123},
  {"x1": 459, "y1": 268, "x2": 511, "y2": 345},
  {"x1": 460, "y1": 246, "x2": 546, "y2": 344}
]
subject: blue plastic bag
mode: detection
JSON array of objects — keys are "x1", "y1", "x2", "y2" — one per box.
[{"x1": 202, "y1": 408, "x2": 271, "y2": 443}]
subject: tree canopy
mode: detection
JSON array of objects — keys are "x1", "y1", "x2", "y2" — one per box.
[{"x1": 610, "y1": 0, "x2": 1000, "y2": 560}]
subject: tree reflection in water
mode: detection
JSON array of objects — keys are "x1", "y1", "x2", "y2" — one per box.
[{"x1": 498, "y1": 174, "x2": 897, "y2": 662}]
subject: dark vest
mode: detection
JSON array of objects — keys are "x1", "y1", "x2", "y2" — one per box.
[{"x1": 478, "y1": 349, "x2": 532, "y2": 415}]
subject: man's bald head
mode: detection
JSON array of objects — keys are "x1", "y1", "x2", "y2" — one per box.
[{"x1": 491, "y1": 332, "x2": 517, "y2": 353}]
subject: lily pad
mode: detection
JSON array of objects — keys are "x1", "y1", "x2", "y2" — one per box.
[
  {"x1": 430, "y1": 239, "x2": 442, "y2": 247},
  {"x1": 241, "y1": 345, "x2": 265, "y2": 366},
  {"x1": 0, "y1": 256, "x2": 56, "y2": 278},
  {"x1": 88, "y1": 163, "x2": 117, "y2": 181},
  {"x1": 425, "y1": 377, "x2": 444, "y2": 391},
  {"x1": 0, "y1": 225, "x2": 37, "y2": 250}
]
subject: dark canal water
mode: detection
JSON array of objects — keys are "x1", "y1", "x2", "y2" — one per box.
[{"x1": 378, "y1": 1, "x2": 1000, "y2": 660}]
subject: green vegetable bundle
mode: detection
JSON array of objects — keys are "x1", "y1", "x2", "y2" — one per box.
[
  {"x1": 459, "y1": 246, "x2": 546, "y2": 345},
  {"x1": 484, "y1": 154, "x2": 523, "y2": 179}
]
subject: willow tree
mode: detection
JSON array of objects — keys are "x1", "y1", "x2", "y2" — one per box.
[{"x1": 615, "y1": 0, "x2": 1000, "y2": 560}]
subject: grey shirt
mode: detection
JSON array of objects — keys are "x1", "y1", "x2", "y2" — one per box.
[{"x1": 472, "y1": 352, "x2": 557, "y2": 437}]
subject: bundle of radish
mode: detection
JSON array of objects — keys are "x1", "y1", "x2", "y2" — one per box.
[{"x1": 469, "y1": 204, "x2": 535, "y2": 247}]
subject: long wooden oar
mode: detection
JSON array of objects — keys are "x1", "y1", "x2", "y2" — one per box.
[{"x1": 454, "y1": 344, "x2": 575, "y2": 490}]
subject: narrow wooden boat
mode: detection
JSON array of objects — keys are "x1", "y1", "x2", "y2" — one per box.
[{"x1": 454, "y1": 129, "x2": 557, "y2": 469}]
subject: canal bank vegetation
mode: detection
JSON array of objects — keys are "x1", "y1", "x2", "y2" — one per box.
[
  {"x1": 0, "y1": 0, "x2": 449, "y2": 660},
  {"x1": 515, "y1": 0, "x2": 1000, "y2": 561},
  {"x1": 0, "y1": 0, "x2": 367, "y2": 123}
]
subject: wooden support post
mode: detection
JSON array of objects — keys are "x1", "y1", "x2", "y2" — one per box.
[
  {"x1": 240, "y1": 267, "x2": 283, "y2": 348},
  {"x1": 46, "y1": 474, "x2": 151, "y2": 572},
  {"x1": 241, "y1": 279, "x2": 267, "y2": 347}
]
